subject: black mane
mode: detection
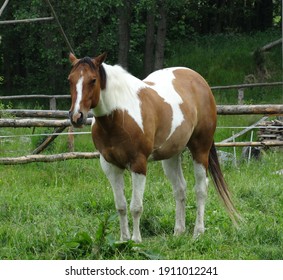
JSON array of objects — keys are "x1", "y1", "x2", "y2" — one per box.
[
  {"x1": 72, "y1": 56, "x2": 106, "y2": 89},
  {"x1": 77, "y1": 56, "x2": 96, "y2": 70}
]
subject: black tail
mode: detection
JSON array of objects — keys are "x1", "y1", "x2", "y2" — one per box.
[{"x1": 208, "y1": 142, "x2": 242, "y2": 226}]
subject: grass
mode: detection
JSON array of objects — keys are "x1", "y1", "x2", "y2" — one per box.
[
  {"x1": 0, "y1": 150, "x2": 282, "y2": 260},
  {"x1": 0, "y1": 31, "x2": 282, "y2": 260}
]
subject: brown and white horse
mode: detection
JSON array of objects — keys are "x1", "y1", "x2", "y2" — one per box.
[{"x1": 68, "y1": 52, "x2": 240, "y2": 242}]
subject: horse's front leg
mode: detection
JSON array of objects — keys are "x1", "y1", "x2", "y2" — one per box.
[
  {"x1": 130, "y1": 172, "x2": 146, "y2": 243},
  {"x1": 100, "y1": 156, "x2": 130, "y2": 241},
  {"x1": 162, "y1": 154, "x2": 187, "y2": 235}
]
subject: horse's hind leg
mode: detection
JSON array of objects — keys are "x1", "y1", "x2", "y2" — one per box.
[
  {"x1": 192, "y1": 160, "x2": 208, "y2": 238},
  {"x1": 188, "y1": 138, "x2": 211, "y2": 238},
  {"x1": 162, "y1": 154, "x2": 187, "y2": 235}
]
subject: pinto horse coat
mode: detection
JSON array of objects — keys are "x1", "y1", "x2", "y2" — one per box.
[{"x1": 68, "y1": 53, "x2": 240, "y2": 242}]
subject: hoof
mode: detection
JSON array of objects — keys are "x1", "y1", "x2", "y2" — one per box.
[
  {"x1": 120, "y1": 232, "x2": 131, "y2": 242},
  {"x1": 131, "y1": 235, "x2": 142, "y2": 243},
  {"x1": 174, "y1": 227, "x2": 186, "y2": 236},
  {"x1": 193, "y1": 227, "x2": 205, "y2": 239}
]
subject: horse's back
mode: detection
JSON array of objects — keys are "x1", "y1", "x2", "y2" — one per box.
[
  {"x1": 142, "y1": 67, "x2": 217, "y2": 160},
  {"x1": 144, "y1": 67, "x2": 216, "y2": 127}
]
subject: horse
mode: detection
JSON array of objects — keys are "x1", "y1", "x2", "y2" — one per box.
[{"x1": 68, "y1": 52, "x2": 240, "y2": 242}]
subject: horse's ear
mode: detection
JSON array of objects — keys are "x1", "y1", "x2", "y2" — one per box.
[
  {"x1": 69, "y1": 53, "x2": 78, "y2": 65},
  {"x1": 93, "y1": 52, "x2": 107, "y2": 66}
]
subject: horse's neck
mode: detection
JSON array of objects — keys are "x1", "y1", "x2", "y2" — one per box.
[
  {"x1": 102, "y1": 63, "x2": 144, "y2": 94},
  {"x1": 93, "y1": 64, "x2": 146, "y2": 132}
]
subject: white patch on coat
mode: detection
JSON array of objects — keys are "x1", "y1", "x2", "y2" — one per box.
[
  {"x1": 74, "y1": 76, "x2": 84, "y2": 114},
  {"x1": 144, "y1": 68, "x2": 185, "y2": 139},
  {"x1": 91, "y1": 117, "x2": 96, "y2": 128},
  {"x1": 93, "y1": 63, "x2": 146, "y2": 132}
]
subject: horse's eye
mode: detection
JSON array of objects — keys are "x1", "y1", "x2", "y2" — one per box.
[{"x1": 92, "y1": 78, "x2": 96, "y2": 84}]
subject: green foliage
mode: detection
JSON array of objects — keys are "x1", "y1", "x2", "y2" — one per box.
[
  {"x1": 56, "y1": 212, "x2": 160, "y2": 259},
  {"x1": 166, "y1": 31, "x2": 282, "y2": 105},
  {"x1": 0, "y1": 101, "x2": 13, "y2": 118},
  {"x1": 0, "y1": 0, "x2": 280, "y2": 95}
]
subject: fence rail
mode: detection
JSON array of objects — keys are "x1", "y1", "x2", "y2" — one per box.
[
  {"x1": 1, "y1": 81, "x2": 282, "y2": 109},
  {"x1": 0, "y1": 152, "x2": 100, "y2": 165},
  {"x1": 210, "y1": 81, "x2": 283, "y2": 90},
  {"x1": 1, "y1": 104, "x2": 283, "y2": 124},
  {"x1": 1, "y1": 140, "x2": 283, "y2": 165},
  {"x1": 1, "y1": 83, "x2": 282, "y2": 165}
]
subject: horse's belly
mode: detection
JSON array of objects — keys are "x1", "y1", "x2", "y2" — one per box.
[{"x1": 151, "y1": 129, "x2": 192, "y2": 160}]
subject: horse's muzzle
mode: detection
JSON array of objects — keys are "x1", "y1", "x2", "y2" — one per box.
[{"x1": 69, "y1": 111, "x2": 85, "y2": 128}]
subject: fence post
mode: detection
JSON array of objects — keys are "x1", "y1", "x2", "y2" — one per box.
[
  {"x1": 68, "y1": 126, "x2": 74, "y2": 152},
  {"x1": 49, "y1": 97, "x2": 56, "y2": 110},
  {"x1": 238, "y1": 88, "x2": 244, "y2": 105}
]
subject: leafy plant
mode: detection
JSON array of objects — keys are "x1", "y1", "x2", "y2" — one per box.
[
  {"x1": 57, "y1": 212, "x2": 161, "y2": 260},
  {"x1": 59, "y1": 231, "x2": 93, "y2": 259},
  {"x1": 0, "y1": 101, "x2": 13, "y2": 118}
]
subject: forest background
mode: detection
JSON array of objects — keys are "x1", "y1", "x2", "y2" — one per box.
[{"x1": 0, "y1": 0, "x2": 281, "y2": 96}]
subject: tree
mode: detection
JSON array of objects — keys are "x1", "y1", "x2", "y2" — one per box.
[
  {"x1": 117, "y1": 0, "x2": 132, "y2": 69},
  {"x1": 142, "y1": 0, "x2": 169, "y2": 76},
  {"x1": 154, "y1": 0, "x2": 167, "y2": 71},
  {"x1": 253, "y1": 0, "x2": 273, "y2": 31},
  {"x1": 0, "y1": 0, "x2": 280, "y2": 96},
  {"x1": 143, "y1": 6, "x2": 155, "y2": 76}
]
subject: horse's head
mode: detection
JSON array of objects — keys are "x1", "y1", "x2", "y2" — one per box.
[{"x1": 68, "y1": 52, "x2": 107, "y2": 127}]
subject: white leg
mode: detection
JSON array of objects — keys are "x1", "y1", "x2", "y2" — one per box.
[
  {"x1": 162, "y1": 154, "x2": 187, "y2": 235},
  {"x1": 100, "y1": 156, "x2": 130, "y2": 241},
  {"x1": 193, "y1": 161, "x2": 208, "y2": 238},
  {"x1": 130, "y1": 172, "x2": 146, "y2": 243}
]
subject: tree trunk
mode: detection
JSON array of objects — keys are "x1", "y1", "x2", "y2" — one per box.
[
  {"x1": 118, "y1": 0, "x2": 132, "y2": 69},
  {"x1": 254, "y1": 0, "x2": 273, "y2": 31},
  {"x1": 143, "y1": 11, "x2": 155, "y2": 77},
  {"x1": 154, "y1": 2, "x2": 167, "y2": 70}
]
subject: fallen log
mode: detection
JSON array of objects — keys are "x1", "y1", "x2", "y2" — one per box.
[
  {"x1": 259, "y1": 38, "x2": 282, "y2": 52},
  {"x1": 0, "y1": 152, "x2": 100, "y2": 165}
]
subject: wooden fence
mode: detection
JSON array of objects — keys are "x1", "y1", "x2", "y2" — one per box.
[
  {"x1": 1, "y1": 81, "x2": 282, "y2": 110},
  {"x1": 0, "y1": 82, "x2": 282, "y2": 164}
]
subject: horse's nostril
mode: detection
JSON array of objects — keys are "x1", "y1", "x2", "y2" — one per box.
[
  {"x1": 69, "y1": 111, "x2": 84, "y2": 127},
  {"x1": 77, "y1": 112, "x2": 84, "y2": 125}
]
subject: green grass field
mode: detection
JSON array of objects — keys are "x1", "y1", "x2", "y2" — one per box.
[
  {"x1": 0, "y1": 31, "x2": 282, "y2": 260},
  {"x1": 0, "y1": 150, "x2": 282, "y2": 260}
]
